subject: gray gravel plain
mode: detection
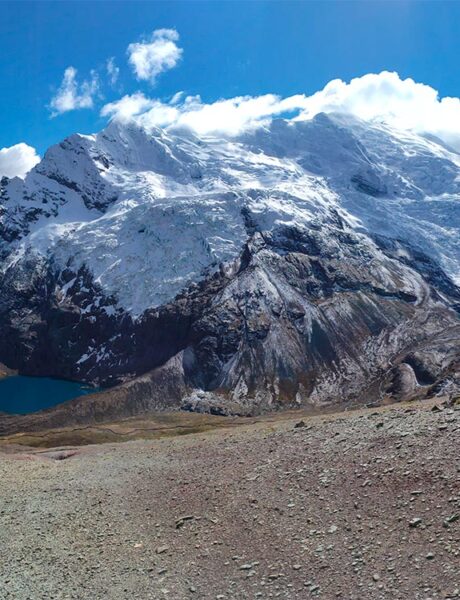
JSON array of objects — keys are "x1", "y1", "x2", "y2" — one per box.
[{"x1": 0, "y1": 400, "x2": 459, "y2": 600}]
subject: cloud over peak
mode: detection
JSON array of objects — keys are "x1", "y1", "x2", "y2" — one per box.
[
  {"x1": 296, "y1": 71, "x2": 460, "y2": 148},
  {"x1": 50, "y1": 67, "x2": 99, "y2": 116},
  {"x1": 100, "y1": 71, "x2": 460, "y2": 150},
  {"x1": 127, "y1": 28, "x2": 183, "y2": 84},
  {"x1": 0, "y1": 143, "x2": 40, "y2": 179},
  {"x1": 101, "y1": 91, "x2": 307, "y2": 136}
]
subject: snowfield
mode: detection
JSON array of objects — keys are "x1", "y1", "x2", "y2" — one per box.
[{"x1": 1, "y1": 113, "x2": 459, "y2": 315}]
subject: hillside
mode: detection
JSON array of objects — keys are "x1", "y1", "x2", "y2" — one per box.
[
  {"x1": 1, "y1": 399, "x2": 459, "y2": 599},
  {"x1": 0, "y1": 113, "x2": 459, "y2": 420}
]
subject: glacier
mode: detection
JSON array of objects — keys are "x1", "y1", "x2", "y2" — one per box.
[
  {"x1": 2, "y1": 113, "x2": 459, "y2": 315},
  {"x1": 0, "y1": 111, "x2": 459, "y2": 422}
]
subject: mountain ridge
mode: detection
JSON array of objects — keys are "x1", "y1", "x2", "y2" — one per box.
[{"x1": 0, "y1": 112, "x2": 459, "y2": 422}]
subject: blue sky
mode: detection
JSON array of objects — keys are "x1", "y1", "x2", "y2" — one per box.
[{"x1": 1, "y1": 0, "x2": 460, "y2": 158}]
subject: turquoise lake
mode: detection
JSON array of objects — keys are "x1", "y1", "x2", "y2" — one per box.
[{"x1": 0, "y1": 376, "x2": 97, "y2": 415}]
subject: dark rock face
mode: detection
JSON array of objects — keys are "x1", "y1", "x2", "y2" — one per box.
[
  {"x1": 351, "y1": 171, "x2": 387, "y2": 197},
  {"x1": 1, "y1": 114, "x2": 459, "y2": 430},
  {"x1": 0, "y1": 215, "x2": 458, "y2": 430},
  {"x1": 177, "y1": 225, "x2": 460, "y2": 414}
]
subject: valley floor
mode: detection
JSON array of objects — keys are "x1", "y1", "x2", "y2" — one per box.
[{"x1": 0, "y1": 400, "x2": 459, "y2": 600}]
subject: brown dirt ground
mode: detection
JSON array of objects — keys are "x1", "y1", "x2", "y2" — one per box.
[{"x1": 0, "y1": 398, "x2": 459, "y2": 600}]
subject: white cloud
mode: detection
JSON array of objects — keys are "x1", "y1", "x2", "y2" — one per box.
[
  {"x1": 175, "y1": 94, "x2": 308, "y2": 136},
  {"x1": 127, "y1": 28, "x2": 182, "y2": 84},
  {"x1": 295, "y1": 71, "x2": 460, "y2": 149},
  {"x1": 101, "y1": 91, "x2": 305, "y2": 135},
  {"x1": 0, "y1": 143, "x2": 40, "y2": 179},
  {"x1": 100, "y1": 71, "x2": 460, "y2": 150},
  {"x1": 106, "y1": 57, "x2": 120, "y2": 87},
  {"x1": 50, "y1": 66, "x2": 99, "y2": 116},
  {"x1": 101, "y1": 92, "x2": 164, "y2": 121}
]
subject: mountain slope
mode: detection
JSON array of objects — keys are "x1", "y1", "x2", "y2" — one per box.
[{"x1": 0, "y1": 113, "x2": 459, "y2": 418}]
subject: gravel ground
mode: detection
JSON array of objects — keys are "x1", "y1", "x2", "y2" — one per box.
[{"x1": 0, "y1": 400, "x2": 459, "y2": 600}]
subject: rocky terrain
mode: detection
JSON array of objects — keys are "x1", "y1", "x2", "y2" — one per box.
[
  {"x1": 0, "y1": 362, "x2": 15, "y2": 379},
  {"x1": 1, "y1": 397, "x2": 459, "y2": 599},
  {"x1": 0, "y1": 113, "x2": 459, "y2": 421}
]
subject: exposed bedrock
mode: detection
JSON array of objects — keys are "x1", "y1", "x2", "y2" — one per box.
[
  {"x1": 1, "y1": 113, "x2": 460, "y2": 430},
  {"x1": 0, "y1": 220, "x2": 458, "y2": 430}
]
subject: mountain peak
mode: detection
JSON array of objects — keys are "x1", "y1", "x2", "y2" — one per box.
[{"x1": 0, "y1": 115, "x2": 459, "y2": 411}]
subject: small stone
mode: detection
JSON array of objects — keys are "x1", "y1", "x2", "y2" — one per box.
[
  {"x1": 444, "y1": 513, "x2": 459, "y2": 525},
  {"x1": 176, "y1": 515, "x2": 194, "y2": 529},
  {"x1": 156, "y1": 546, "x2": 169, "y2": 554},
  {"x1": 409, "y1": 518, "x2": 422, "y2": 528}
]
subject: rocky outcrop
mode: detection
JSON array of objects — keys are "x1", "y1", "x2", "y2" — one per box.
[
  {"x1": 0, "y1": 114, "x2": 459, "y2": 429},
  {"x1": 0, "y1": 354, "x2": 187, "y2": 435},
  {"x1": 0, "y1": 216, "x2": 459, "y2": 431}
]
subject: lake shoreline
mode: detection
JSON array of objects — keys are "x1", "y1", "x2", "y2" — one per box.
[
  {"x1": 0, "y1": 375, "x2": 98, "y2": 416},
  {"x1": 0, "y1": 363, "x2": 17, "y2": 379}
]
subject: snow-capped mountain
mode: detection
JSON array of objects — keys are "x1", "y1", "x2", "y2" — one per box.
[{"x1": 1, "y1": 113, "x2": 459, "y2": 416}]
